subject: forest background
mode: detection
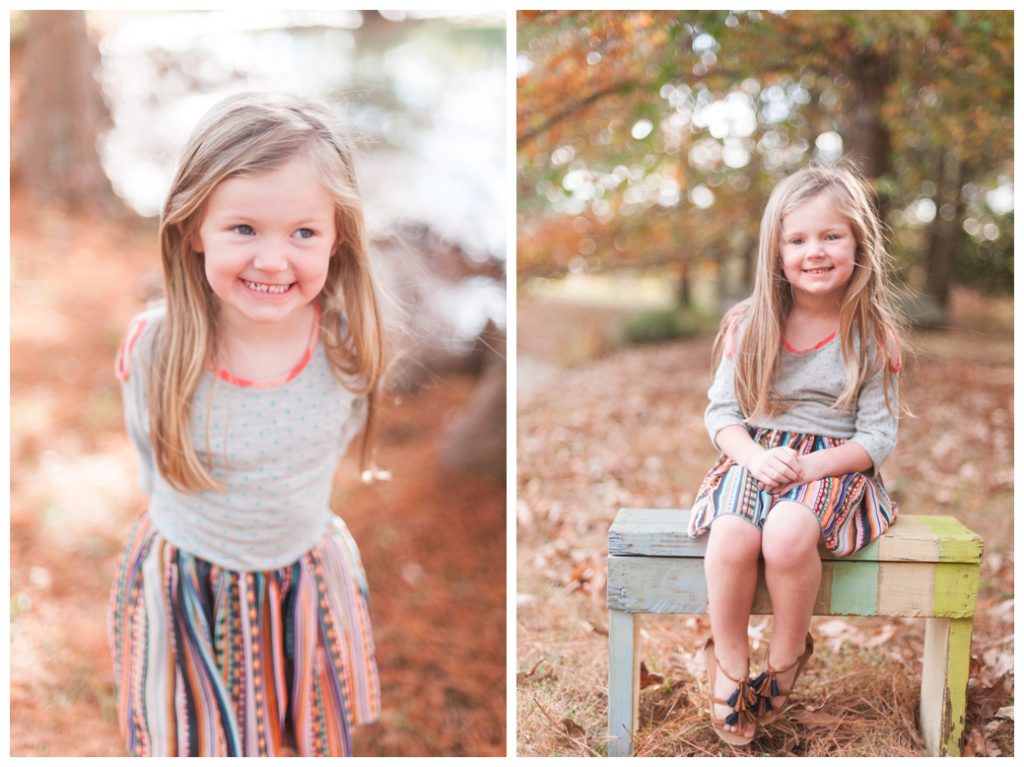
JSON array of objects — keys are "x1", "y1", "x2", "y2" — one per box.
[
  {"x1": 516, "y1": 10, "x2": 1013, "y2": 756},
  {"x1": 10, "y1": 9, "x2": 507, "y2": 757}
]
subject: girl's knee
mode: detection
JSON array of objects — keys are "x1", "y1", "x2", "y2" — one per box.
[
  {"x1": 762, "y1": 503, "x2": 821, "y2": 565},
  {"x1": 706, "y1": 516, "x2": 762, "y2": 568}
]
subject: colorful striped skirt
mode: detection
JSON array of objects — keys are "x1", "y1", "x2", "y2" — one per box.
[
  {"x1": 107, "y1": 513, "x2": 380, "y2": 756},
  {"x1": 688, "y1": 428, "x2": 897, "y2": 556}
]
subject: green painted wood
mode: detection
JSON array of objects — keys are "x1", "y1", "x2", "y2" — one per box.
[
  {"x1": 942, "y1": 618, "x2": 973, "y2": 756},
  {"x1": 921, "y1": 616, "x2": 973, "y2": 756},
  {"x1": 828, "y1": 558, "x2": 879, "y2": 614},
  {"x1": 608, "y1": 556, "x2": 976, "y2": 618},
  {"x1": 609, "y1": 508, "x2": 982, "y2": 564},
  {"x1": 931, "y1": 562, "x2": 981, "y2": 619},
  {"x1": 918, "y1": 514, "x2": 985, "y2": 564}
]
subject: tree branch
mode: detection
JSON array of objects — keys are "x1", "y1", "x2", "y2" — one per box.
[{"x1": 517, "y1": 79, "x2": 638, "y2": 147}]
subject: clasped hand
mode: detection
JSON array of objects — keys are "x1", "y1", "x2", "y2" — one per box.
[{"x1": 747, "y1": 446, "x2": 806, "y2": 495}]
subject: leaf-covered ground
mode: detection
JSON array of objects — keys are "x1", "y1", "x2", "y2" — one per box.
[
  {"x1": 516, "y1": 291, "x2": 1013, "y2": 756},
  {"x1": 9, "y1": 193, "x2": 506, "y2": 756}
]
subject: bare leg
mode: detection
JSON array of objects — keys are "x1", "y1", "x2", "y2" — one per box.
[
  {"x1": 704, "y1": 516, "x2": 762, "y2": 737},
  {"x1": 761, "y1": 501, "x2": 821, "y2": 708}
]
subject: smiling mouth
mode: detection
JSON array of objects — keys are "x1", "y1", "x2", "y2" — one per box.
[
  {"x1": 803, "y1": 266, "x2": 834, "y2": 275},
  {"x1": 241, "y1": 279, "x2": 293, "y2": 294}
]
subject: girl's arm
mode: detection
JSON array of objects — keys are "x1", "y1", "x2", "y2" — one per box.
[
  {"x1": 774, "y1": 356, "x2": 898, "y2": 494},
  {"x1": 704, "y1": 313, "x2": 801, "y2": 491}
]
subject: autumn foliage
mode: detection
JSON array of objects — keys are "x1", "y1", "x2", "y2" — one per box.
[{"x1": 517, "y1": 10, "x2": 1013, "y2": 312}]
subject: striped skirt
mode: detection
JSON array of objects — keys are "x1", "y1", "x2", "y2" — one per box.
[
  {"x1": 688, "y1": 428, "x2": 897, "y2": 556},
  {"x1": 107, "y1": 513, "x2": 380, "y2": 756}
]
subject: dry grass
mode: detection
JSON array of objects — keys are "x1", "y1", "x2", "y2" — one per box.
[{"x1": 519, "y1": 601, "x2": 927, "y2": 757}]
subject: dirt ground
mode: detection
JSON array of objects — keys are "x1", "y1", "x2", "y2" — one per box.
[
  {"x1": 9, "y1": 193, "x2": 507, "y2": 757},
  {"x1": 516, "y1": 289, "x2": 1013, "y2": 756}
]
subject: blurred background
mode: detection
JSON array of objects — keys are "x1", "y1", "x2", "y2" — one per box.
[
  {"x1": 10, "y1": 10, "x2": 505, "y2": 756},
  {"x1": 516, "y1": 10, "x2": 1012, "y2": 756}
]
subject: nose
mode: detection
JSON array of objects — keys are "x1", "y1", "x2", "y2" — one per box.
[{"x1": 252, "y1": 245, "x2": 288, "y2": 272}]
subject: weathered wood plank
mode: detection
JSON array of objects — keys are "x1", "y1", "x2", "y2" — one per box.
[
  {"x1": 608, "y1": 508, "x2": 982, "y2": 564},
  {"x1": 921, "y1": 616, "x2": 973, "y2": 756},
  {"x1": 608, "y1": 556, "x2": 979, "y2": 618},
  {"x1": 607, "y1": 610, "x2": 639, "y2": 757}
]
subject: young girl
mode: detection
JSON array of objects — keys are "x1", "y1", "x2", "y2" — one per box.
[
  {"x1": 688, "y1": 165, "x2": 903, "y2": 746},
  {"x1": 108, "y1": 93, "x2": 385, "y2": 757}
]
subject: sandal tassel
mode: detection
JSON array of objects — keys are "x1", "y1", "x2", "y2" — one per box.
[
  {"x1": 723, "y1": 678, "x2": 759, "y2": 728},
  {"x1": 703, "y1": 636, "x2": 757, "y2": 745},
  {"x1": 753, "y1": 633, "x2": 814, "y2": 724},
  {"x1": 753, "y1": 669, "x2": 782, "y2": 714}
]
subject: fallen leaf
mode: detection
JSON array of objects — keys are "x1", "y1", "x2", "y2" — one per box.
[
  {"x1": 982, "y1": 646, "x2": 1014, "y2": 678},
  {"x1": 640, "y1": 660, "x2": 664, "y2": 688},
  {"x1": 561, "y1": 717, "x2": 586, "y2": 739},
  {"x1": 962, "y1": 727, "x2": 987, "y2": 757},
  {"x1": 567, "y1": 561, "x2": 593, "y2": 588},
  {"x1": 517, "y1": 658, "x2": 556, "y2": 685},
  {"x1": 789, "y1": 709, "x2": 844, "y2": 727},
  {"x1": 577, "y1": 618, "x2": 608, "y2": 636},
  {"x1": 863, "y1": 623, "x2": 897, "y2": 648}
]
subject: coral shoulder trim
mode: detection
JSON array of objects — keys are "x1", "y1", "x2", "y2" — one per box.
[{"x1": 115, "y1": 317, "x2": 147, "y2": 383}]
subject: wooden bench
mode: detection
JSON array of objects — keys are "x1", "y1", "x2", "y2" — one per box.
[{"x1": 606, "y1": 508, "x2": 983, "y2": 756}]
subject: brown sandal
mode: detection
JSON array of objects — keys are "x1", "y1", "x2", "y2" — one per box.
[
  {"x1": 703, "y1": 637, "x2": 758, "y2": 746},
  {"x1": 751, "y1": 633, "x2": 814, "y2": 724}
]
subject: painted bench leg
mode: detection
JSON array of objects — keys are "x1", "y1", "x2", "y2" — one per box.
[
  {"x1": 920, "y1": 616, "x2": 973, "y2": 756},
  {"x1": 608, "y1": 609, "x2": 639, "y2": 757}
]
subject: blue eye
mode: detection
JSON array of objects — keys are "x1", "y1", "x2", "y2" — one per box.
[
  {"x1": 295, "y1": 228, "x2": 316, "y2": 239},
  {"x1": 233, "y1": 224, "x2": 255, "y2": 236}
]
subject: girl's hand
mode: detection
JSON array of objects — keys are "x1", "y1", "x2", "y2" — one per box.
[
  {"x1": 746, "y1": 447, "x2": 802, "y2": 492},
  {"x1": 771, "y1": 452, "x2": 825, "y2": 496}
]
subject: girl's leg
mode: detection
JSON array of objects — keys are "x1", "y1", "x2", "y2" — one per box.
[
  {"x1": 704, "y1": 515, "x2": 763, "y2": 736},
  {"x1": 761, "y1": 501, "x2": 822, "y2": 703}
]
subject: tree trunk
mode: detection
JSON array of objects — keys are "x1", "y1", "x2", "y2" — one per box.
[
  {"x1": 15, "y1": 10, "x2": 125, "y2": 214},
  {"x1": 839, "y1": 48, "x2": 896, "y2": 235},
  {"x1": 439, "y1": 323, "x2": 506, "y2": 479},
  {"x1": 843, "y1": 50, "x2": 894, "y2": 181},
  {"x1": 675, "y1": 262, "x2": 691, "y2": 306},
  {"x1": 921, "y1": 154, "x2": 968, "y2": 324}
]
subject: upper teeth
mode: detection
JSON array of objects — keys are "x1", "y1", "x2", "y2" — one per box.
[{"x1": 244, "y1": 280, "x2": 289, "y2": 293}]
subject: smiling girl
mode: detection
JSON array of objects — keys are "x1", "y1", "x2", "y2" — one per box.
[
  {"x1": 108, "y1": 93, "x2": 384, "y2": 757},
  {"x1": 687, "y1": 164, "x2": 904, "y2": 746}
]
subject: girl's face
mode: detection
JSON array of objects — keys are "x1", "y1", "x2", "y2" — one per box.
[
  {"x1": 778, "y1": 193, "x2": 857, "y2": 307},
  {"x1": 193, "y1": 155, "x2": 337, "y2": 332}
]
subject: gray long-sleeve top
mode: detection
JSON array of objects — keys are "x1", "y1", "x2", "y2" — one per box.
[
  {"x1": 704, "y1": 324, "x2": 899, "y2": 471},
  {"x1": 116, "y1": 304, "x2": 367, "y2": 571}
]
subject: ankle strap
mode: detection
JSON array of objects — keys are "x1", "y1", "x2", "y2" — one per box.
[
  {"x1": 765, "y1": 633, "x2": 813, "y2": 674},
  {"x1": 714, "y1": 655, "x2": 749, "y2": 684}
]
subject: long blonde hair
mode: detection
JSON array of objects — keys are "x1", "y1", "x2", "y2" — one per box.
[
  {"x1": 152, "y1": 92, "x2": 385, "y2": 492},
  {"x1": 715, "y1": 163, "x2": 904, "y2": 422}
]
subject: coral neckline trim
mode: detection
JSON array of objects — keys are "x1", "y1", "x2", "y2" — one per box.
[
  {"x1": 212, "y1": 304, "x2": 321, "y2": 389},
  {"x1": 782, "y1": 331, "x2": 837, "y2": 354}
]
